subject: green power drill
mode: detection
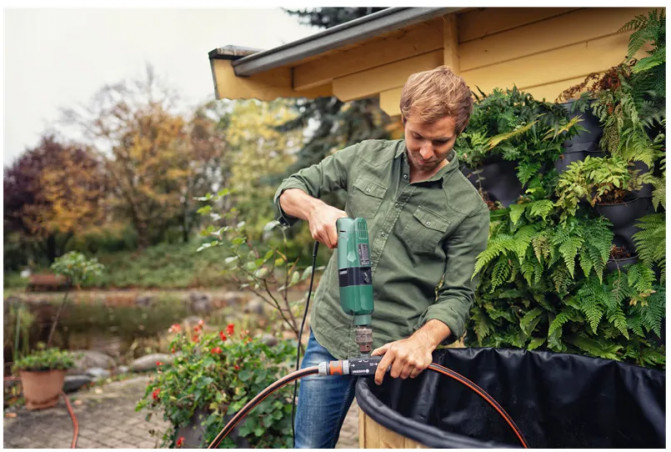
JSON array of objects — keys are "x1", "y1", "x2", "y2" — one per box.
[{"x1": 336, "y1": 217, "x2": 374, "y2": 356}]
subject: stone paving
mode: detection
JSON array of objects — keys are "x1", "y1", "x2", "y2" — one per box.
[{"x1": 3, "y1": 375, "x2": 359, "y2": 449}]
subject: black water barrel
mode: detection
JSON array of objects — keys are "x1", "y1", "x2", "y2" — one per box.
[{"x1": 356, "y1": 348, "x2": 665, "y2": 448}]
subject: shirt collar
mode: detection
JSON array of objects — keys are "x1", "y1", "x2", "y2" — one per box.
[{"x1": 397, "y1": 139, "x2": 460, "y2": 182}]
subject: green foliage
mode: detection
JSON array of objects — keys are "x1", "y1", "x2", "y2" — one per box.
[
  {"x1": 555, "y1": 155, "x2": 649, "y2": 218},
  {"x1": 457, "y1": 87, "x2": 581, "y2": 197},
  {"x1": 198, "y1": 191, "x2": 322, "y2": 340},
  {"x1": 633, "y1": 213, "x2": 666, "y2": 283},
  {"x1": 51, "y1": 251, "x2": 105, "y2": 288},
  {"x1": 12, "y1": 345, "x2": 75, "y2": 372},
  {"x1": 136, "y1": 323, "x2": 297, "y2": 448}
]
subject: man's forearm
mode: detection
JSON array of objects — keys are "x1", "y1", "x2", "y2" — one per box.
[
  {"x1": 412, "y1": 319, "x2": 452, "y2": 351},
  {"x1": 279, "y1": 188, "x2": 324, "y2": 222}
]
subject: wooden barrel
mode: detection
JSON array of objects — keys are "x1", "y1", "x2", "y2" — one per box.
[
  {"x1": 359, "y1": 408, "x2": 425, "y2": 448},
  {"x1": 358, "y1": 338, "x2": 464, "y2": 448}
]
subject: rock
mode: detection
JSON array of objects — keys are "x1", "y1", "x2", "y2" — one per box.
[
  {"x1": 130, "y1": 353, "x2": 174, "y2": 372},
  {"x1": 63, "y1": 374, "x2": 93, "y2": 393},
  {"x1": 117, "y1": 365, "x2": 129, "y2": 374},
  {"x1": 68, "y1": 350, "x2": 116, "y2": 375},
  {"x1": 135, "y1": 294, "x2": 153, "y2": 308},
  {"x1": 243, "y1": 297, "x2": 265, "y2": 316},
  {"x1": 222, "y1": 291, "x2": 243, "y2": 305},
  {"x1": 260, "y1": 334, "x2": 278, "y2": 347},
  {"x1": 188, "y1": 292, "x2": 212, "y2": 314},
  {"x1": 85, "y1": 367, "x2": 110, "y2": 381}
]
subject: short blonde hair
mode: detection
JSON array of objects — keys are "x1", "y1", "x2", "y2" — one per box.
[{"x1": 400, "y1": 65, "x2": 473, "y2": 134}]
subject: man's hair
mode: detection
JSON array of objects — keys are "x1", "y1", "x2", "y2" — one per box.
[{"x1": 399, "y1": 65, "x2": 473, "y2": 134}]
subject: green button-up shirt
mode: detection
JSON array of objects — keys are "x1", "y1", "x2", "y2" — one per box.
[{"x1": 274, "y1": 139, "x2": 489, "y2": 360}]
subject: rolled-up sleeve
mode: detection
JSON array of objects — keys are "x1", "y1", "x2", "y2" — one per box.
[
  {"x1": 416, "y1": 205, "x2": 490, "y2": 342},
  {"x1": 273, "y1": 144, "x2": 359, "y2": 226}
]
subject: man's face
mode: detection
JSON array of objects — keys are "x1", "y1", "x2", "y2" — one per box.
[{"x1": 403, "y1": 115, "x2": 458, "y2": 174}]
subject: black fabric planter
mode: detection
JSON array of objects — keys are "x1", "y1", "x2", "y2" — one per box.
[
  {"x1": 606, "y1": 255, "x2": 639, "y2": 273},
  {"x1": 355, "y1": 348, "x2": 665, "y2": 448},
  {"x1": 461, "y1": 157, "x2": 523, "y2": 207},
  {"x1": 560, "y1": 99, "x2": 603, "y2": 153},
  {"x1": 554, "y1": 149, "x2": 604, "y2": 174}
]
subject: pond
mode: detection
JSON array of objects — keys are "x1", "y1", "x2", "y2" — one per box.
[{"x1": 3, "y1": 289, "x2": 256, "y2": 374}]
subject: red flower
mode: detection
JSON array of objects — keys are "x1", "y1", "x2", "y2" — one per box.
[
  {"x1": 171, "y1": 347, "x2": 176, "y2": 354},
  {"x1": 219, "y1": 331, "x2": 227, "y2": 341},
  {"x1": 211, "y1": 347, "x2": 222, "y2": 355},
  {"x1": 226, "y1": 323, "x2": 235, "y2": 336},
  {"x1": 192, "y1": 334, "x2": 199, "y2": 343},
  {"x1": 198, "y1": 319, "x2": 205, "y2": 327},
  {"x1": 234, "y1": 365, "x2": 240, "y2": 371},
  {"x1": 193, "y1": 325, "x2": 201, "y2": 333},
  {"x1": 152, "y1": 388, "x2": 160, "y2": 400},
  {"x1": 176, "y1": 436, "x2": 185, "y2": 448},
  {"x1": 156, "y1": 361, "x2": 163, "y2": 366},
  {"x1": 168, "y1": 323, "x2": 181, "y2": 333}
]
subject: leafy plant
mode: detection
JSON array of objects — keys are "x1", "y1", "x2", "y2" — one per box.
[
  {"x1": 554, "y1": 155, "x2": 651, "y2": 218},
  {"x1": 136, "y1": 322, "x2": 297, "y2": 448},
  {"x1": 457, "y1": 86, "x2": 581, "y2": 197},
  {"x1": 468, "y1": 196, "x2": 663, "y2": 368},
  {"x1": 48, "y1": 251, "x2": 104, "y2": 346},
  {"x1": 12, "y1": 344, "x2": 75, "y2": 372},
  {"x1": 633, "y1": 213, "x2": 666, "y2": 283},
  {"x1": 197, "y1": 190, "x2": 322, "y2": 342}
]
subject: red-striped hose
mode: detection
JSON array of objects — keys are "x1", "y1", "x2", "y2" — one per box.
[{"x1": 208, "y1": 363, "x2": 528, "y2": 448}]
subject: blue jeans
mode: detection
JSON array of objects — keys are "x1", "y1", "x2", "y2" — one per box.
[{"x1": 294, "y1": 330, "x2": 357, "y2": 448}]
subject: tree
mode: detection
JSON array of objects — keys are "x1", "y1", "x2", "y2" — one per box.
[
  {"x1": 63, "y1": 65, "x2": 226, "y2": 247},
  {"x1": 278, "y1": 8, "x2": 392, "y2": 178},
  {"x1": 4, "y1": 134, "x2": 107, "y2": 263}
]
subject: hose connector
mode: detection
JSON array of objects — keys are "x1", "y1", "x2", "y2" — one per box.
[{"x1": 317, "y1": 356, "x2": 383, "y2": 376}]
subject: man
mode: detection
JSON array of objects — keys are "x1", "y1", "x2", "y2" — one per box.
[{"x1": 274, "y1": 65, "x2": 490, "y2": 448}]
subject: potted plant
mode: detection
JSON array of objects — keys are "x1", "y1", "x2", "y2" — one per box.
[
  {"x1": 136, "y1": 321, "x2": 297, "y2": 448},
  {"x1": 457, "y1": 87, "x2": 581, "y2": 207},
  {"x1": 12, "y1": 345, "x2": 75, "y2": 410}
]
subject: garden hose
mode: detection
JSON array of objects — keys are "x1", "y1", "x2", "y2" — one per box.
[{"x1": 207, "y1": 359, "x2": 529, "y2": 449}]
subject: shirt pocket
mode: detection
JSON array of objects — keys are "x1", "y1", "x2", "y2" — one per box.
[
  {"x1": 349, "y1": 177, "x2": 387, "y2": 220},
  {"x1": 404, "y1": 205, "x2": 450, "y2": 255}
]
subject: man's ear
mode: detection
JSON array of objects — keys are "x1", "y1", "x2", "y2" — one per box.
[{"x1": 401, "y1": 115, "x2": 406, "y2": 126}]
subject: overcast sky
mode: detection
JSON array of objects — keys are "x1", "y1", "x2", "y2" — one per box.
[{"x1": 3, "y1": 7, "x2": 319, "y2": 165}]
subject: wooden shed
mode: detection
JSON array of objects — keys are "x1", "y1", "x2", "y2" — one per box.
[{"x1": 208, "y1": 7, "x2": 654, "y2": 117}]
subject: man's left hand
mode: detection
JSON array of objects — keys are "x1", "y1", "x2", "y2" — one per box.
[{"x1": 371, "y1": 336, "x2": 434, "y2": 385}]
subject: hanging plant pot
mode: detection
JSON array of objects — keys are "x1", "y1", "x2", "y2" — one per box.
[
  {"x1": 19, "y1": 369, "x2": 66, "y2": 410},
  {"x1": 461, "y1": 156, "x2": 522, "y2": 207},
  {"x1": 560, "y1": 99, "x2": 603, "y2": 151},
  {"x1": 555, "y1": 100, "x2": 604, "y2": 174},
  {"x1": 596, "y1": 196, "x2": 652, "y2": 231}
]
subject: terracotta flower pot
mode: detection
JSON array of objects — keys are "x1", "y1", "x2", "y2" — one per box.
[{"x1": 19, "y1": 369, "x2": 66, "y2": 410}]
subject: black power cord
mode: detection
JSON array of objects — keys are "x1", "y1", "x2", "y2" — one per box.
[{"x1": 291, "y1": 241, "x2": 320, "y2": 445}]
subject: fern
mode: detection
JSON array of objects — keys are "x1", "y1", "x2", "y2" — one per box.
[
  {"x1": 567, "y1": 334, "x2": 623, "y2": 361},
  {"x1": 519, "y1": 307, "x2": 544, "y2": 336},
  {"x1": 633, "y1": 213, "x2": 666, "y2": 283}
]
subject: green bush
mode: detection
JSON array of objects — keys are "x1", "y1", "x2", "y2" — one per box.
[
  {"x1": 136, "y1": 322, "x2": 297, "y2": 448},
  {"x1": 12, "y1": 346, "x2": 75, "y2": 372}
]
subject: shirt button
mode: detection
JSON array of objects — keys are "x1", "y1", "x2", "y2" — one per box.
[
  {"x1": 426, "y1": 221, "x2": 431, "y2": 226},
  {"x1": 403, "y1": 174, "x2": 408, "y2": 179},
  {"x1": 366, "y1": 188, "x2": 371, "y2": 193},
  {"x1": 395, "y1": 203, "x2": 400, "y2": 208},
  {"x1": 380, "y1": 232, "x2": 386, "y2": 237}
]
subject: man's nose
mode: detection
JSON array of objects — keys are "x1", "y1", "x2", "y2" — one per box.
[{"x1": 419, "y1": 143, "x2": 433, "y2": 159}]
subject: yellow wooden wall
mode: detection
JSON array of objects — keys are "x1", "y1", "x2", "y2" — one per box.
[
  {"x1": 214, "y1": 8, "x2": 654, "y2": 117},
  {"x1": 378, "y1": 7, "x2": 653, "y2": 116}
]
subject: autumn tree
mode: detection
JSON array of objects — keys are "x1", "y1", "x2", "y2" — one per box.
[
  {"x1": 63, "y1": 66, "x2": 226, "y2": 247},
  {"x1": 4, "y1": 134, "x2": 107, "y2": 263}
]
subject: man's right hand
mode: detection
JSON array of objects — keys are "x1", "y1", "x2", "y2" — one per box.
[
  {"x1": 307, "y1": 203, "x2": 348, "y2": 249},
  {"x1": 279, "y1": 189, "x2": 347, "y2": 249}
]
